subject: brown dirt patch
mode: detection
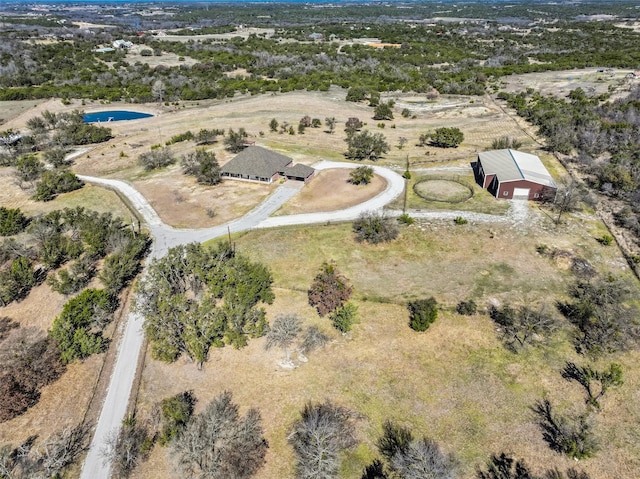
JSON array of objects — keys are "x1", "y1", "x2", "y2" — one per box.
[
  {"x1": 275, "y1": 168, "x2": 386, "y2": 216},
  {"x1": 132, "y1": 165, "x2": 277, "y2": 228}
]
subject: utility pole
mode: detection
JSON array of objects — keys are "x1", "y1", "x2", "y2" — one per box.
[{"x1": 403, "y1": 155, "x2": 410, "y2": 214}]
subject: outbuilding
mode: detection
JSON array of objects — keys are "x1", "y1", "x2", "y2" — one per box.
[{"x1": 475, "y1": 149, "x2": 557, "y2": 200}]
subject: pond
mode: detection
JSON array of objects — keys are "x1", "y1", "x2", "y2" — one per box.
[{"x1": 83, "y1": 111, "x2": 153, "y2": 123}]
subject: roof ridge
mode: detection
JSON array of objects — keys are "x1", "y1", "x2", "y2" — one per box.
[{"x1": 507, "y1": 149, "x2": 525, "y2": 179}]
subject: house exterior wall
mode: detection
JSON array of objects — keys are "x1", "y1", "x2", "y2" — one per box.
[
  {"x1": 221, "y1": 172, "x2": 279, "y2": 183},
  {"x1": 495, "y1": 179, "x2": 556, "y2": 200}
]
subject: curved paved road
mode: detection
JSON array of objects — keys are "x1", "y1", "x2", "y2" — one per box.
[{"x1": 79, "y1": 161, "x2": 405, "y2": 479}]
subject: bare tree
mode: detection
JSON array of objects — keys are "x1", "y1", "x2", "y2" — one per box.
[
  {"x1": 35, "y1": 423, "x2": 92, "y2": 477},
  {"x1": 288, "y1": 401, "x2": 358, "y2": 479},
  {"x1": 390, "y1": 438, "x2": 457, "y2": 479},
  {"x1": 172, "y1": 391, "x2": 267, "y2": 479},
  {"x1": 265, "y1": 314, "x2": 302, "y2": 367},
  {"x1": 298, "y1": 326, "x2": 330, "y2": 357},
  {"x1": 553, "y1": 179, "x2": 586, "y2": 225},
  {"x1": 102, "y1": 415, "x2": 150, "y2": 478},
  {"x1": 489, "y1": 303, "x2": 559, "y2": 352},
  {"x1": 325, "y1": 117, "x2": 336, "y2": 134},
  {"x1": 152, "y1": 80, "x2": 166, "y2": 104}
]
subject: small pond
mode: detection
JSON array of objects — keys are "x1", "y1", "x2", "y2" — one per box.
[{"x1": 83, "y1": 111, "x2": 153, "y2": 123}]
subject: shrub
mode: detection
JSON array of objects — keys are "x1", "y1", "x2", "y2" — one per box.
[
  {"x1": 330, "y1": 302, "x2": 358, "y2": 333},
  {"x1": 349, "y1": 165, "x2": 374, "y2": 185},
  {"x1": 138, "y1": 147, "x2": 176, "y2": 171},
  {"x1": 397, "y1": 213, "x2": 414, "y2": 225},
  {"x1": 533, "y1": 399, "x2": 598, "y2": 459},
  {"x1": 597, "y1": 234, "x2": 613, "y2": 245},
  {"x1": 165, "y1": 130, "x2": 193, "y2": 145},
  {"x1": 353, "y1": 211, "x2": 399, "y2": 244},
  {"x1": 408, "y1": 297, "x2": 438, "y2": 332},
  {"x1": 490, "y1": 136, "x2": 523, "y2": 150},
  {"x1": 456, "y1": 299, "x2": 477, "y2": 315}
]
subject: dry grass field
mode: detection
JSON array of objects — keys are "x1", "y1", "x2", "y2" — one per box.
[{"x1": 132, "y1": 213, "x2": 640, "y2": 479}]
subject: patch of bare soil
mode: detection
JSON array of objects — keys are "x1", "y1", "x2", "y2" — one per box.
[
  {"x1": 500, "y1": 68, "x2": 633, "y2": 98},
  {"x1": 133, "y1": 165, "x2": 277, "y2": 228},
  {"x1": 275, "y1": 168, "x2": 386, "y2": 216}
]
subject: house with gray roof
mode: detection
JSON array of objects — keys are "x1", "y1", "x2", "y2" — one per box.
[
  {"x1": 475, "y1": 149, "x2": 557, "y2": 200},
  {"x1": 221, "y1": 146, "x2": 315, "y2": 183}
]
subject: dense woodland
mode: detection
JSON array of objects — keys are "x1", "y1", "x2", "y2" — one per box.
[{"x1": 3, "y1": 2, "x2": 640, "y2": 101}]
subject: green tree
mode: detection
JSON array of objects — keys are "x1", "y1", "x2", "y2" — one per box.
[
  {"x1": 373, "y1": 101, "x2": 394, "y2": 121},
  {"x1": 15, "y1": 154, "x2": 44, "y2": 183},
  {"x1": 558, "y1": 277, "x2": 639, "y2": 356},
  {"x1": 137, "y1": 243, "x2": 273, "y2": 367},
  {"x1": 181, "y1": 149, "x2": 221, "y2": 185},
  {"x1": 0, "y1": 207, "x2": 30, "y2": 236},
  {"x1": 429, "y1": 127, "x2": 464, "y2": 148},
  {"x1": 349, "y1": 165, "x2": 374, "y2": 185},
  {"x1": 224, "y1": 128, "x2": 249, "y2": 153},
  {"x1": 195, "y1": 128, "x2": 220, "y2": 145},
  {"x1": 408, "y1": 297, "x2": 438, "y2": 332},
  {"x1": 159, "y1": 391, "x2": 196, "y2": 446},
  {"x1": 325, "y1": 117, "x2": 336, "y2": 134},
  {"x1": 269, "y1": 118, "x2": 279, "y2": 132},
  {"x1": 346, "y1": 86, "x2": 368, "y2": 102},
  {"x1": 330, "y1": 302, "x2": 358, "y2": 333},
  {"x1": 0, "y1": 256, "x2": 38, "y2": 306},
  {"x1": 33, "y1": 170, "x2": 84, "y2": 202},
  {"x1": 533, "y1": 399, "x2": 598, "y2": 460},
  {"x1": 49, "y1": 288, "x2": 114, "y2": 364},
  {"x1": 345, "y1": 130, "x2": 390, "y2": 161}
]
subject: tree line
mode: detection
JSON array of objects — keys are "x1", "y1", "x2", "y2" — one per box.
[{"x1": 0, "y1": 206, "x2": 150, "y2": 423}]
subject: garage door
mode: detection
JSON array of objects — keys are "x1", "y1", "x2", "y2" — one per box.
[{"x1": 512, "y1": 188, "x2": 530, "y2": 199}]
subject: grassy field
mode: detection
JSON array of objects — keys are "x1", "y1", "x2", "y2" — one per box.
[{"x1": 133, "y1": 210, "x2": 640, "y2": 479}]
